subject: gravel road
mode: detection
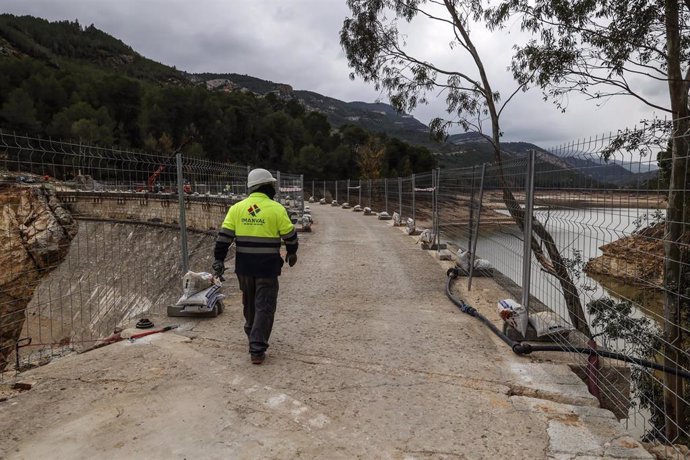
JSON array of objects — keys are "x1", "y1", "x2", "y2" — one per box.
[{"x1": 1, "y1": 204, "x2": 643, "y2": 459}]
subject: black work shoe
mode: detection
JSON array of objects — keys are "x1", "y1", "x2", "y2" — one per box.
[{"x1": 250, "y1": 353, "x2": 265, "y2": 365}]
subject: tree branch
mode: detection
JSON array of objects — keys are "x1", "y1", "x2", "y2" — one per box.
[
  {"x1": 389, "y1": 41, "x2": 483, "y2": 90},
  {"x1": 498, "y1": 77, "x2": 531, "y2": 118}
]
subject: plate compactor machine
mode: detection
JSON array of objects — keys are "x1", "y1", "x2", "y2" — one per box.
[{"x1": 167, "y1": 271, "x2": 225, "y2": 317}]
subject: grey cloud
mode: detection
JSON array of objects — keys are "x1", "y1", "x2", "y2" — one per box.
[{"x1": 1, "y1": 0, "x2": 661, "y2": 146}]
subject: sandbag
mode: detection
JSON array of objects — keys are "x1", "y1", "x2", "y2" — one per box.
[
  {"x1": 529, "y1": 311, "x2": 572, "y2": 337},
  {"x1": 456, "y1": 249, "x2": 492, "y2": 271},
  {"x1": 182, "y1": 271, "x2": 214, "y2": 297},
  {"x1": 176, "y1": 284, "x2": 223, "y2": 307},
  {"x1": 497, "y1": 299, "x2": 529, "y2": 337},
  {"x1": 419, "y1": 229, "x2": 434, "y2": 244}
]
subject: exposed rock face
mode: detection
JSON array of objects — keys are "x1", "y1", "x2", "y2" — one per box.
[
  {"x1": 0, "y1": 185, "x2": 76, "y2": 371},
  {"x1": 584, "y1": 224, "x2": 665, "y2": 286}
]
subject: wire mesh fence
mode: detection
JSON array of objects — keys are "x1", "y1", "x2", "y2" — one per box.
[
  {"x1": 2, "y1": 119, "x2": 689, "y2": 450},
  {"x1": 534, "y1": 122, "x2": 687, "y2": 448},
  {"x1": 306, "y1": 118, "x2": 688, "y2": 451},
  {"x1": 0, "y1": 130, "x2": 304, "y2": 378}
]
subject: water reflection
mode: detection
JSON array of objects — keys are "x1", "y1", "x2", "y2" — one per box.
[
  {"x1": 588, "y1": 273, "x2": 665, "y2": 324},
  {"x1": 465, "y1": 207, "x2": 665, "y2": 334}
]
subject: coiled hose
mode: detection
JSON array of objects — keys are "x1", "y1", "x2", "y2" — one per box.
[{"x1": 445, "y1": 269, "x2": 690, "y2": 380}]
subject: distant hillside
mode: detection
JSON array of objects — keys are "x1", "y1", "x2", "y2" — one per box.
[
  {"x1": 0, "y1": 14, "x2": 438, "y2": 179},
  {"x1": 296, "y1": 92, "x2": 439, "y2": 148},
  {"x1": 441, "y1": 132, "x2": 657, "y2": 188},
  {"x1": 0, "y1": 14, "x2": 186, "y2": 84},
  {"x1": 189, "y1": 72, "x2": 443, "y2": 149},
  {"x1": 0, "y1": 15, "x2": 443, "y2": 151}
]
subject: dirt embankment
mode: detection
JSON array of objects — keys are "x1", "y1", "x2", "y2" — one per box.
[
  {"x1": 584, "y1": 223, "x2": 667, "y2": 287},
  {"x1": 0, "y1": 185, "x2": 76, "y2": 371}
]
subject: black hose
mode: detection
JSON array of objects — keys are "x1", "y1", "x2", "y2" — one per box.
[{"x1": 445, "y1": 270, "x2": 690, "y2": 381}]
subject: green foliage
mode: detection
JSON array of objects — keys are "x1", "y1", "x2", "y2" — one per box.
[
  {"x1": 0, "y1": 87, "x2": 40, "y2": 133},
  {"x1": 657, "y1": 141, "x2": 672, "y2": 190},
  {"x1": 340, "y1": 1, "x2": 510, "y2": 143},
  {"x1": 0, "y1": 13, "x2": 437, "y2": 179},
  {"x1": 47, "y1": 101, "x2": 115, "y2": 145},
  {"x1": 489, "y1": 1, "x2": 685, "y2": 116},
  {"x1": 586, "y1": 297, "x2": 669, "y2": 440}
]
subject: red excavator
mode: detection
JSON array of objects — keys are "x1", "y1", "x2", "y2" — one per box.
[
  {"x1": 144, "y1": 139, "x2": 193, "y2": 193},
  {"x1": 146, "y1": 166, "x2": 192, "y2": 193},
  {"x1": 147, "y1": 165, "x2": 166, "y2": 192}
]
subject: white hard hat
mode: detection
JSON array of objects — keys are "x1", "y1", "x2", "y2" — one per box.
[{"x1": 247, "y1": 168, "x2": 277, "y2": 189}]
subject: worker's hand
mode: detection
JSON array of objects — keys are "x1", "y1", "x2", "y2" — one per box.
[
  {"x1": 212, "y1": 259, "x2": 225, "y2": 278},
  {"x1": 285, "y1": 253, "x2": 297, "y2": 267}
]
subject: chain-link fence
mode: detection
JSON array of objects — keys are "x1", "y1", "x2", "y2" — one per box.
[{"x1": 0, "y1": 130, "x2": 305, "y2": 377}]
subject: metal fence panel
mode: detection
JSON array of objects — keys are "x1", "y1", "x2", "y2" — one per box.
[{"x1": 0, "y1": 130, "x2": 304, "y2": 376}]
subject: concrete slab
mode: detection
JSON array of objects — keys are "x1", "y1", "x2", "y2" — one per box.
[
  {"x1": 511, "y1": 396, "x2": 652, "y2": 459},
  {"x1": 506, "y1": 362, "x2": 600, "y2": 407},
  {"x1": 435, "y1": 249, "x2": 453, "y2": 260}
]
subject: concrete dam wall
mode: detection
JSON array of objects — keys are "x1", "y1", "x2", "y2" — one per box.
[
  {"x1": 4, "y1": 186, "x2": 234, "y2": 369},
  {"x1": 20, "y1": 220, "x2": 222, "y2": 361}
]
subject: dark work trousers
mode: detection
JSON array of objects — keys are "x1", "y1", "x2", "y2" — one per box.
[{"x1": 236, "y1": 275, "x2": 279, "y2": 356}]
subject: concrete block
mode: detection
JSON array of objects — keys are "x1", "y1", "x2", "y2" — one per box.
[
  {"x1": 435, "y1": 249, "x2": 453, "y2": 261},
  {"x1": 420, "y1": 242, "x2": 447, "y2": 250},
  {"x1": 511, "y1": 396, "x2": 652, "y2": 459},
  {"x1": 12, "y1": 381, "x2": 36, "y2": 391},
  {"x1": 507, "y1": 362, "x2": 600, "y2": 407},
  {"x1": 571, "y1": 365, "x2": 631, "y2": 420}
]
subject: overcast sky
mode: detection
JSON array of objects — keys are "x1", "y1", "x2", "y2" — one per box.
[{"x1": 2, "y1": 0, "x2": 669, "y2": 147}]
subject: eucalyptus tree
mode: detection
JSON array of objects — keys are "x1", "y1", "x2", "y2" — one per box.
[
  {"x1": 489, "y1": 0, "x2": 689, "y2": 440},
  {"x1": 341, "y1": 0, "x2": 592, "y2": 337}
]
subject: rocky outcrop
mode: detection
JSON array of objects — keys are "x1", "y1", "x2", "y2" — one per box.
[
  {"x1": 0, "y1": 185, "x2": 76, "y2": 371},
  {"x1": 584, "y1": 224, "x2": 665, "y2": 286}
]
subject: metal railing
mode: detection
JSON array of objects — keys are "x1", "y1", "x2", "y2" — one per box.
[{"x1": 0, "y1": 130, "x2": 305, "y2": 376}]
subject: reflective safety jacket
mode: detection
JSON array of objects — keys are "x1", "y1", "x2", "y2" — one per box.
[{"x1": 214, "y1": 192, "x2": 298, "y2": 277}]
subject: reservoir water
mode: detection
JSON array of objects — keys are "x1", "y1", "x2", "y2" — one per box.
[
  {"x1": 451, "y1": 206, "x2": 667, "y2": 438},
  {"x1": 458, "y1": 207, "x2": 665, "y2": 346}
]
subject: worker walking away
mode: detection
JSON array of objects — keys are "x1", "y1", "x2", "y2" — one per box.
[{"x1": 213, "y1": 168, "x2": 298, "y2": 365}]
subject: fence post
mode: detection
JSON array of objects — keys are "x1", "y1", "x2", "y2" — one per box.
[
  {"x1": 358, "y1": 179, "x2": 361, "y2": 205},
  {"x1": 323, "y1": 180, "x2": 326, "y2": 199},
  {"x1": 276, "y1": 171, "x2": 282, "y2": 203},
  {"x1": 301, "y1": 174, "x2": 305, "y2": 214},
  {"x1": 411, "y1": 173, "x2": 416, "y2": 226},
  {"x1": 468, "y1": 163, "x2": 486, "y2": 291},
  {"x1": 311, "y1": 180, "x2": 314, "y2": 199},
  {"x1": 521, "y1": 150, "x2": 537, "y2": 316},
  {"x1": 176, "y1": 152, "x2": 189, "y2": 273},
  {"x1": 347, "y1": 178, "x2": 350, "y2": 204},
  {"x1": 384, "y1": 178, "x2": 388, "y2": 212},
  {"x1": 431, "y1": 168, "x2": 436, "y2": 244},
  {"x1": 398, "y1": 177, "x2": 402, "y2": 218},
  {"x1": 468, "y1": 166, "x2": 476, "y2": 256},
  {"x1": 436, "y1": 167, "x2": 441, "y2": 252},
  {"x1": 368, "y1": 179, "x2": 372, "y2": 207}
]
